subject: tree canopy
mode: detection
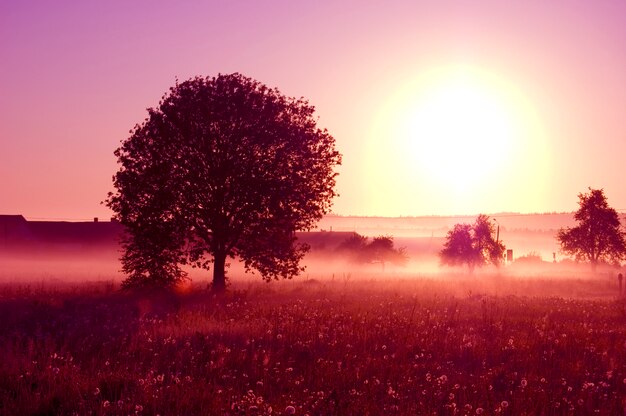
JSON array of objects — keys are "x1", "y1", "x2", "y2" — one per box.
[
  {"x1": 107, "y1": 73, "x2": 341, "y2": 291},
  {"x1": 439, "y1": 214, "x2": 505, "y2": 271},
  {"x1": 557, "y1": 188, "x2": 626, "y2": 269},
  {"x1": 338, "y1": 234, "x2": 408, "y2": 270}
]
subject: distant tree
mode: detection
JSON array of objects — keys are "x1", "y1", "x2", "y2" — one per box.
[
  {"x1": 107, "y1": 73, "x2": 341, "y2": 292},
  {"x1": 439, "y1": 214, "x2": 505, "y2": 272},
  {"x1": 338, "y1": 233, "x2": 407, "y2": 270},
  {"x1": 337, "y1": 233, "x2": 370, "y2": 263},
  {"x1": 473, "y1": 214, "x2": 506, "y2": 266},
  {"x1": 514, "y1": 251, "x2": 543, "y2": 264},
  {"x1": 366, "y1": 235, "x2": 408, "y2": 271},
  {"x1": 557, "y1": 188, "x2": 626, "y2": 270}
]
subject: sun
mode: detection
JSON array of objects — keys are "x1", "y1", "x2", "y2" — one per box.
[
  {"x1": 402, "y1": 73, "x2": 515, "y2": 193},
  {"x1": 365, "y1": 65, "x2": 550, "y2": 216}
]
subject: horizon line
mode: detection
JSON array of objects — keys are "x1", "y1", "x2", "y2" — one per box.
[{"x1": 1, "y1": 211, "x2": 597, "y2": 223}]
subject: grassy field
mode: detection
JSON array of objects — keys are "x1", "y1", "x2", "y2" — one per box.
[{"x1": 1, "y1": 275, "x2": 626, "y2": 415}]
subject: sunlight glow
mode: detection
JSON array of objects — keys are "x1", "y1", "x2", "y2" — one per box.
[
  {"x1": 367, "y1": 65, "x2": 550, "y2": 216},
  {"x1": 402, "y1": 76, "x2": 515, "y2": 192}
]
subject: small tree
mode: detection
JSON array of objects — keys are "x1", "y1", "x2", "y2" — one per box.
[
  {"x1": 473, "y1": 214, "x2": 505, "y2": 266},
  {"x1": 338, "y1": 233, "x2": 407, "y2": 270},
  {"x1": 439, "y1": 214, "x2": 505, "y2": 272},
  {"x1": 557, "y1": 188, "x2": 626, "y2": 270},
  {"x1": 366, "y1": 235, "x2": 408, "y2": 271},
  {"x1": 337, "y1": 233, "x2": 370, "y2": 263},
  {"x1": 107, "y1": 73, "x2": 341, "y2": 291}
]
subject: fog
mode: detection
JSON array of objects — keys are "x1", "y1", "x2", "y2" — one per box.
[
  {"x1": 1, "y1": 214, "x2": 621, "y2": 298},
  {"x1": 1, "y1": 235, "x2": 617, "y2": 287}
]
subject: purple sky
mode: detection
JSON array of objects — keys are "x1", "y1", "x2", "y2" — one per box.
[{"x1": 2, "y1": 1, "x2": 626, "y2": 219}]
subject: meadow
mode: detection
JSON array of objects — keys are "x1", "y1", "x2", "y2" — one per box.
[{"x1": 1, "y1": 275, "x2": 626, "y2": 415}]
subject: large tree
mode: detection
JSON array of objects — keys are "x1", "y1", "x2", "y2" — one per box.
[
  {"x1": 557, "y1": 188, "x2": 626, "y2": 270},
  {"x1": 107, "y1": 73, "x2": 341, "y2": 291},
  {"x1": 439, "y1": 214, "x2": 505, "y2": 272}
]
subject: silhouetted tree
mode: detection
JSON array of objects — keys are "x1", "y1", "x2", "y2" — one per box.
[
  {"x1": 107, "y1": 73, "x2": 341, "y2": 291},
  {"x1": 557, "y1": 188, "x2": 626, "y2": 270},
  {"x1": 337, "y1": 233, "x2": 370, "y2": 263},
  {"x1": 473, "y1": 214, "x2": 506, "y2": 266},
  {"x1": 366, "y1": 235, "x2": 408, "y2": 271},
  {"x1": 338, "y1": 233, "x2": 407, "y2": 270},
  {"x1": 440, "y1": 214, "x2": 505, "y2": 272}
]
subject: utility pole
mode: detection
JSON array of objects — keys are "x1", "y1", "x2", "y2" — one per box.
[{"x1": 492, "y1": 218, "x2": 500, "y2": 244}]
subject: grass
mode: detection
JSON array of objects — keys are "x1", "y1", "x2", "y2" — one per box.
[{"x1": 1, "y1": 275, "x2": 626, "y2": 415}]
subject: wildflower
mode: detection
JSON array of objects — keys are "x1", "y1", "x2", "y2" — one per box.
[
  {"x1": 103, "y1": 400, "x2": 110, "y2": 408},
  {"x1": 94, "y1": 387, "x2": 100, "y2": 395},
  {"x1": 476, "y1": 408, "x2": 484, "y2": 415},
  {"x1": 521, "y1": 379, "x2": 528, "y2": 387},
  {"x1": 501, "y1": 401, "x2": 509, "y2": 408},
  {"x1": 285, "y1": 405, "x2": 296, "y2": 415}
]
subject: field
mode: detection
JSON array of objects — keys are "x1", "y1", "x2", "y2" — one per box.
[{"x1": 2, "y1": 275, "x2": 626, "y2": 415}]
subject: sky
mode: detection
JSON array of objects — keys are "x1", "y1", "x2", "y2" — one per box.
[{"x1": 2, "y1": 0, "x2": 626, "y2": 220}]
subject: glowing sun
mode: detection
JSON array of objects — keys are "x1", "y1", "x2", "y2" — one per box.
[
  {"x1": 403, "y1": 74, "x2": 515, "y2": 191},
  {"x1": 366, "y1": 65, "x2": 550, "y2": 216}
]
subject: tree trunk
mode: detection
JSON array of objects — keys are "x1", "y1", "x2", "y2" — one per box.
[{"x1": 212, "y1": 251, "x2": 227, "y2": 293}]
